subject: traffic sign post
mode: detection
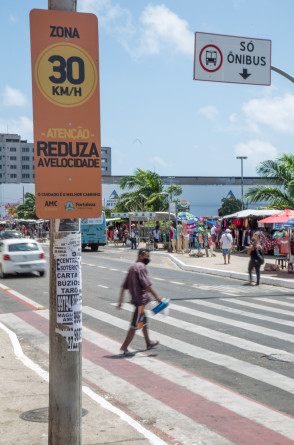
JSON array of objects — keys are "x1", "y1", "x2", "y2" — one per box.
[
  {"x1": 30, "y1": 4, "x2": 100, "y2": 444},
  {"x1": 194, "y1": 32, "x2": 271, "y2": 86}
]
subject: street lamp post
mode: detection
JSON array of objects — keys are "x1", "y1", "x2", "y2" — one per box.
[{"x1": 236, "y1": 156, "x2": 247, "y2": 210}]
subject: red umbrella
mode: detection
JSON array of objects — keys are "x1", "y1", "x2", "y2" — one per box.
[{"x1": 258, "y1": 208, "x2": 294, "y2": 223}]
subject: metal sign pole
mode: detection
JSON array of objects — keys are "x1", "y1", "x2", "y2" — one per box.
[{"x1": 47, "y1": 4, "x2": 81, "y2": 445}]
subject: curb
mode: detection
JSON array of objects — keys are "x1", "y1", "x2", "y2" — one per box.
[{"x1": 153, "y1": 252, "x2": 294, "y2": 290}]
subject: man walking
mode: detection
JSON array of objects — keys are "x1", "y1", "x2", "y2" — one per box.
[
  {"x1": 220, "y1": 228, "x2": 233, "y2": 264},
  {"x1": 117, "y1": 248, "x2": 162, "y2": 356}
]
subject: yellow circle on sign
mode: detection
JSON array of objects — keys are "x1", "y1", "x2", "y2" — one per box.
[{"x1": 35, "y1": 43, "x2": 97, "y2": 107}]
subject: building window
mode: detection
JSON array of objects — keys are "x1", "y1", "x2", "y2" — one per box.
[
  {"x1": 102, "y1": 167, "x2": 108, "y2": 172},
  {"x1": 22, "y1": 156, "x2": 30, "y2": 161},
  {"x1": 22, "y1": 174, "x2": 30, "y2": 179},
  {"x1": 22, "y1": 147, "x2": 30, "y2": 152},
  {"x1": 22, "y1": 165, "x2": 30, "y2": 170},
  {"x1": 101, "y1": 158, "x2": 107, "y2": 163},
  {"x1": 10, "y1": 147, "x2": 17, "y2": 152},
  {"x1": 101, "y1": 149, "x2": 107, "y2": 154},
  {"x1": 6, "y1": 139, "x2": 19, "y2": 143},
  {"x1": 10, "y1": 165, "x2": 17, "y2": 170},
  {"x1": 10, "y1": 156, "x2": 17, "y2": 160},
  {"x1": 10, "y1": 174, "x2": 17, "y2": 178}
]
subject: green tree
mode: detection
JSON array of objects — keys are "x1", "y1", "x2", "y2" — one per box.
[
  {"x1": 219, "y1": 197, "x2": 243, "y2": 217},
  {"x1": 244, "y1": 154, "x2": 294, "y2": 209},
  {"x1": 116, "y1": 169, "x2": 182, "y2": 212},
  {"x1": 16, "y1": 193, "x2": 37, "y2": 219}
]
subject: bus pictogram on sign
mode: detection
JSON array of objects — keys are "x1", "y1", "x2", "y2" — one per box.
[{"x1": 199, "y1": 44, "x2": 223, "y2": 72}]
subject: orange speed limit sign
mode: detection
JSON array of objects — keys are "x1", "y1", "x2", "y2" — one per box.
[{"x1": 30, "y1": 9, "x2": 102, "y2": 219}]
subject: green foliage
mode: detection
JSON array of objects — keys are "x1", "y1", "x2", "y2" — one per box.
[
  {"x1": 244, "y1": 154, "x2": 294, "y2": 210},
  {"x1": 116, "y1": 169, "x2": 183, "y2": 212},
  {"x1": 16, "y1": 193, "x2": 37, "y2": 219},
  {"x1": 219, "y1": 197, "x2": 243, "y2": 216}
]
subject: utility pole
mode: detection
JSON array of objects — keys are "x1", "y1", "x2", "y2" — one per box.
[
  {"x1": 236, "y1": 156, "x2": 247, "y2": 210},
  {"x1": 47, "y1": 3, "x2": 81, "y2": 445}
]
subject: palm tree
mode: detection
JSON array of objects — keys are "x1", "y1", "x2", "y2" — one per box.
[
  {"x1": 16, "y1": 193, "x2": 37, "y2": 219},
  {"x1": 244, "y1": 154, "x2": 294, "y2": 209},
  {"x1": 116, "y1": 169, "x2": 182, "y2": 212}
]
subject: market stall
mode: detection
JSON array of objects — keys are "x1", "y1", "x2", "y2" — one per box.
[
  {"x1": 220, "y1": 209, "x2": 281, "y2": 252},
  {"x1": 258, "y1": 209, "x2": 294, "y2": 271}
]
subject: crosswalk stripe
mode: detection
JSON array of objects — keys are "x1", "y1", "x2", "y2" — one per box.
[
  {"x1": 188, "y1": 298, "x2": 294, "y2": 328},
  {"x1": 115, "y1": 302, "x2": 294, "y2": 357},
  {"x1": 180, "y1": 300, "x2": 294, "y2": 344},
  {"x1": 82, "y1": 306, "x2": 294, "y2": 395},
  {"x1": 255, "y1": 297, "x2": 294, "y2": 309},
  {"x1": 22, "y1": 309, "x2": 294, "y2": 442},
  {"x1": 219, "y1": 298, "x2": 294, "y2": 317}
]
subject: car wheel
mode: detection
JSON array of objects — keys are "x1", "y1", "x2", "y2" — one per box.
[
  {"x1": 39, "y1": 271, "x2": 45, "y2": 277},
  {"x1": 0, "y1": 264, "x2": 7, "y2": 278}
]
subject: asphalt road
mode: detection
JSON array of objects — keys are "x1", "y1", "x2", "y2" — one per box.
[{"x1": 0, "y1": 245, "x2": 294, "y2": 444}]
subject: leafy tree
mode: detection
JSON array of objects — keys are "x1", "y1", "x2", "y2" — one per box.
[
  {"x1": 219, "y1": 197, "x2": 243, "y2": 217},
  {"x1": 244, "y1": 154, "x2": 294, "y2": 209},
  {"x1": 16, "y1": 193, "x2": 37, "y2": 219},
  {"x1": 116, "y1": 169, "x2": 182, "y2": 212}
]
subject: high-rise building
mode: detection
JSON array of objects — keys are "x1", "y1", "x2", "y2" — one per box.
[
  {"x1": 0, "y1": 134, "x2": 34, "y2": 183},
  {"x1": 0, "y1": 133, "x2": 111, "y2": 183}
]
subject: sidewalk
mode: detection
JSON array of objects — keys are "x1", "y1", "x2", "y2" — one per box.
[
  {"x1": 154, "y1": 249, "x2": 294, "y2": 289},
  {"x1": 0, "y1": 323, "x2": 163, "y2": 445}
]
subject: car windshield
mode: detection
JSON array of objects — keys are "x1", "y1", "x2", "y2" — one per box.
[
  {"x1": 9, "y1": 243, "x2": 39, "y2": 252},
  {"x1": 3, "y1": 231, "x2": 21, "y2": 237}
]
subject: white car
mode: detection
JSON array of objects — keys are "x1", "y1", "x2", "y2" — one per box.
[{"x1": 0, "y1": 239, "x2": 46, "y2": 278}]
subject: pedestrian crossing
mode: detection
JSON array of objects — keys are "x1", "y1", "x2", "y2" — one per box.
[{"x1": 1, "y1": 289, "x2": 294, "y2": 444}]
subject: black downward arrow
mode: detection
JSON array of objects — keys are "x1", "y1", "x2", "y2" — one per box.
[{"x1": 240, "y1": 68, "x2": 251, "y2": 79}]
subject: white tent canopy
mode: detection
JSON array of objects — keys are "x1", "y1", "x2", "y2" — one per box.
[{"x1": 221, "y1": 209, "x2": 280, "y2": 220}]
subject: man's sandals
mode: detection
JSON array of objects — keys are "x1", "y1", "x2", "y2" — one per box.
[{"x1": 147, "y1": 340, "x2": 159, "y2": 350}]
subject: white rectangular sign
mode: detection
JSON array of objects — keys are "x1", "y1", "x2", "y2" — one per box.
[{"x1": 194, "y1": 32, "x2": 271, "y2": 86}]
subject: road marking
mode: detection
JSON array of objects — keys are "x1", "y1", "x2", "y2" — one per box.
[
  {"x1": 109, "y1": 268, "x2": 119, "y2": 271},
  {"x1": 255, "y1": 297, "x2": 294, "y2": 309},
  {"x1": 82, "y1": 306, "x2": 294, "y2": 396},
  {"x1": 113, "y1": 302, "x2": 292, "y2": 357},
  {"x1": 17, "y1": 310, "x2": 294, "y2": 443},
  {"x1": 189, "y1": 299, "x2": 294, "y2": 328},
  {"x1": 170, "y1": 281, "x2": 184, "y2": 285},
  {"x1": 97, "y1": 285, "x2": 109, "y2": 289},
  {"x1": 153, "y1": 277, "x2": 165, "y2": 281},
  {"x1": 185, "y1": 300, "x2": 294, "y2": 344},
  {"x1": 219, "y1": 298, "x2": 294, "y2": 317},
  {"x1": 0, "y1": 320, "x2": 166, "y2": 445}
]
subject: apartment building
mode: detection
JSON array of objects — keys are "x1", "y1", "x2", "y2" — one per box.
[
  {"x1": 0, "y1": 133, "x2": 111, "y2": 183},
  {"x1": 0, "y1": 133, "x2": 34, "y2": 183}
]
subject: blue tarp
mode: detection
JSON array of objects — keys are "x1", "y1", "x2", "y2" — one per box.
[{"x1": 206, "y1": 219, "x2": 217, "y2": 226}]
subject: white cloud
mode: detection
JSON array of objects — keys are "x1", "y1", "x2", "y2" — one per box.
[
  {"x1": 149, "y1": 156, "x2": 168, "y2": 167},
  {"x1": 229, "y1": 113, "x2": 238, "y2": 123},
  {"x1": 79, "y1": 1, "x2": 193, "y2": 58},
  {"x1": 137, "y1": 5, "x2": 193, "y2": 57},
  {"x1": 234, "y1": 139, "x2": 278, "y2": 170},
  {"x1": 198, "y1": 105, "x2": 219, "y2": 119},
  {"x1": 242, "y1": 93, "x2": 294, "y2": 134},
  {"x1": 9, "y1": 14, "x2": 17, "y2": 23},
  {"x1": 2, "y1": 86, "x2": 27, "y2": 107},
  {"x1": 0, "y1": 116, "x2": 33, "y2": 142}
]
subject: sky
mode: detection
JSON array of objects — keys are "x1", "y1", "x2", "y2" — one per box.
[{"x1": 1, "y1": 0, "x2": 294, "y2": 178}]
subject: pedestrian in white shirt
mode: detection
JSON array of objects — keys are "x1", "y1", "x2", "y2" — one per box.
[{"x1": 220, "y1": 228, "x2": 233, "y2": 265}]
